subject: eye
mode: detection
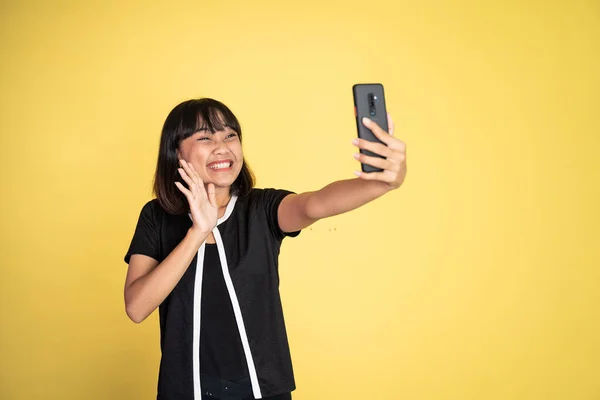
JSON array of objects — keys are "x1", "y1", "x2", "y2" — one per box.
[
  {"x1": 226, "y1": 133, "x2": 238, "y2": 139},
  {"x1": 197, "y1": 136, "x2": 211, "y2": 141}
]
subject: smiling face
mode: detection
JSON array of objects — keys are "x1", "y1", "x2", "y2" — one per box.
[
  {"x1": 153, "y1": 98, "x2": 255, "y2": 215},
  {"x1": 177, "y1": 124, "x2": 244, "y2": 190}
]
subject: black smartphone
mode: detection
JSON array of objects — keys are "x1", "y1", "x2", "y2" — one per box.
[{"x1": 353, "y1": 83, "x2": 388, "y2": 173}]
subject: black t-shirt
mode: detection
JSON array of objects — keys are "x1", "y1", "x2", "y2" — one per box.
[
  {"x1": 200, "y1": 243, "x2": 249, "y2": 381},
  {"x1": 124, "y1": 188, "x2": 300, "y2": 400}
]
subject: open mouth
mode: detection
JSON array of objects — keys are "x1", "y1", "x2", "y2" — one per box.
[{"x1": 207, "y1": 160, "x2": 233, "y2": 171}]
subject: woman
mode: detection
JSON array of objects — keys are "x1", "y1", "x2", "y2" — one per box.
[{"x1": 124, "y1": 98, "x2": 407, "y2": 400}]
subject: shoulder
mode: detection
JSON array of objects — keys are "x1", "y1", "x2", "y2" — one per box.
[
  {"x1": 134, "y1": 198, "x2": 190, "y2": 236},
  {"x1": 239, "y1": 188, "x2": 296, "y2": 209},
  {"x1": 140, "y1": 198, "x2": 163, "y2": 216},
  {"x1": 136, "y1": 198, "x2": 172, "y2": 225},
  {"x1": 248, "y1": 187, "x2": 296, "y2": 200}
]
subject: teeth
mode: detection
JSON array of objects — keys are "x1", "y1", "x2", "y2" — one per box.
[{"x1": 209, "y1": 162, "x2": 230, "y2": 170}]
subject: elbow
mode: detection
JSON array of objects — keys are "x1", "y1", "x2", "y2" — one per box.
[
  {"x1": 125, "y1": 282, "x2": 149, "y2": 323},
  {"x1": 125, "y1": 301, "x2": 147, "y2": 324}
]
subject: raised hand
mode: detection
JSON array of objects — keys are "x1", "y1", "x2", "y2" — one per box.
[
  {"x1": 174, "y1": 159, "x2": 219, "y2": 236},
  {"x1": 352, "y1": 113, "x2": 407, "y2": 190}
]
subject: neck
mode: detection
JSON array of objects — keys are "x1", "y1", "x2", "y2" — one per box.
[{"x1": 215, "y1": 186, "x2": 232, "y2": 209}]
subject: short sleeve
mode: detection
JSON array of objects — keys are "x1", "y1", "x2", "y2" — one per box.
[
  {"x1": 262, "y1": 188, "x2": 301, "y2": 241},
  {"x1": 124, "y1": 201, "x2": 160, "y2": 264}
]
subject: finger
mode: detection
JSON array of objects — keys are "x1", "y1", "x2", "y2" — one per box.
[
  {"x1": 177, "y1": 168, "x2": 197, "y2": 195},
  {"x1": 187, "y1": 160, "x2": 203, "y2": 182},
  {"x1": 354, "y1": 153, "x2": 397, "y2": 171},
  {"x1": 387, "y1": 113, "x2": 395, "y2": 136},
  {"x1": 353, "y1": 138, "x2": 393, "y2": 159},
  {"x1": 206, "y1": 183, "x2": 217, "y2": 208},
  {"x1": 174, "y1": 181, "x2": 193, "y2": 201},
  {"x1": 178, "y1": 167, "x2": 205, "y2": 199},
  {"x1": 362, "y1": 117, "x2": 392, "y2": 145},
  {"x1": 179, "y1": 160, "x2": 205, "y2": 198},
  {"x1": 186, "y1": 160, "x2": 198, "y2": 175},
  {"x1": 179, "y1": 159, "x2": 201, "y2": 184}
]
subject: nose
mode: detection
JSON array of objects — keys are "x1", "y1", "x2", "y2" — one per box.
[{"x1": 213, "y1": 140, "x2": 229, "y2": 154}]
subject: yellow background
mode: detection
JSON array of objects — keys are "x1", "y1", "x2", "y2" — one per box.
[{"x1": 1, "y1": 1, "x2": 599, "y2": 399}]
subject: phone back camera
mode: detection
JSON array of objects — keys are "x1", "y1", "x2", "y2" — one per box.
[{"x1": 368, "y1": 93, "x2": 377, "y2": 116}]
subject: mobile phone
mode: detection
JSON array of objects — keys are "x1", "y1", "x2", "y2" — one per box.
[{"x1": 353, "y1": 83, "x2": 388, "y2": 173}]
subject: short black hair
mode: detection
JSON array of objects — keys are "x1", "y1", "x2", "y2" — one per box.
[{"x1": 153, "y1": 98, "x2": 255, "y2": 214}]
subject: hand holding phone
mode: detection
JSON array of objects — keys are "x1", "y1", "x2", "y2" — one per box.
[
  {"x1": 353, "y1": 83, "x2": 389, "y2": 173},
  {"x1": 351, "y1": 83, "x2": 408, "y2": 190}
]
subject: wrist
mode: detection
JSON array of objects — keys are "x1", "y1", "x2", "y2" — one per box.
[
  {"x1": 358, "y1": 178, "x2": 392, "y2": 194},
  {"x1": 187, "y1": 227, "x2": 209, "y2": 245}
]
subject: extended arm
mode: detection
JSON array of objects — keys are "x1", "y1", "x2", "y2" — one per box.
[{"x1": 278, "y1": 115, "x2": 407, "y2": 233}]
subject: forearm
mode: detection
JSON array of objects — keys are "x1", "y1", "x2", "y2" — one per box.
[
  {"x1": 125, "y1": 229, "x2": 207, "y2": 323},
  {"x1": 306, "y1": 178, "x2": 390, "y2": 220}
]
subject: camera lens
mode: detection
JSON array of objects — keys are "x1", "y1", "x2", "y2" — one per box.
[{"x1": 368, "y1": 93, "x2": 375, "y2": 106}]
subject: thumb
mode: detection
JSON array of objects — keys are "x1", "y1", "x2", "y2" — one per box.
[{"x1": 207, "y1": 183, "x2": 217, "y2": 207}]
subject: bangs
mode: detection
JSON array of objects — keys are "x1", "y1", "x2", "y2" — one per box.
[
  {"x1": 176, "y1": 98, "x2": 242, "y2": 143},
  {"x1": 195, "y1": 105, "x2": 239, "y2": 133}
]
